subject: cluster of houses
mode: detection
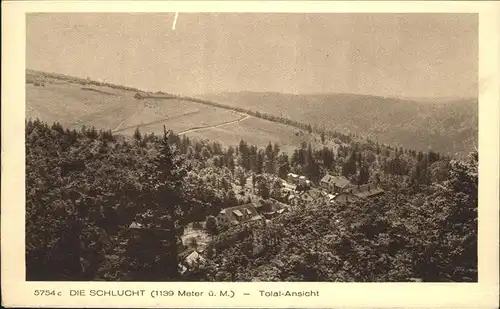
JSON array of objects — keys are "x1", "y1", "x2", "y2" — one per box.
[
  {"x1": 178, "y1": 221, "x2": 210, "y2": 274},
  {"x1": 176, "y1": 200, "x2": 291, "y2": 272},
  {"x1": 320, "y1": 174, "x2": 385, "y2": 203},
  {"x1": 281, "y1": 172, "x2": 384, "y2": 206},
  {"x1": 218, "y1": 172, "x2": 385, "y2": 226},
  {"x1": 288, "y1": 187, "x2": 329, "y2": 206},
  {"x1": 217, "y1": 199, "x2": 290, "y2": 227},
  {"x1": 126, "y1": 172, "x2": 385, "y2": 273}
]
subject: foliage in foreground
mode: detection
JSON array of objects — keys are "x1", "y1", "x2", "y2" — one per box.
[
  {"x1": 25, "y1": 119, "x2": 477, "y2": 281},
  {"x1": 204, "y1": 159, "x2": 477, "y2": 282}
]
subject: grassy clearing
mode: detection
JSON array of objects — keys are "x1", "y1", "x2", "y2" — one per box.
[
  {"x1": 26, "y1": 82, "x2": 137, "y2": 129},
  {"x1": 182, "y1": 116, "x2": 319, "y2": 154},
  {"x1": 26, "y1": 72, "x2": 339, "y2": 155}
]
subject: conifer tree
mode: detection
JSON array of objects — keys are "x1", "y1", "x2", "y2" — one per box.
[
  {"x1": 131, "y1": 125, "x2": 187, "y2": 280},
  {"x1": 133, "y1": 127, "x2": 142, "y2": 142}
]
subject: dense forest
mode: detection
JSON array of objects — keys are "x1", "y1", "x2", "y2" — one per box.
[{"x1": 26, "y1": 118, "x2": 477, "y2": 281}]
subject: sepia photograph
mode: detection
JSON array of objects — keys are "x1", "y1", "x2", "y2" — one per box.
[
  {"x1": 23, "y1": 12, "x2": 480, "y2": 283},
  {"x1": 3, "y1": 0, "x2": 500, "y2": 306}
]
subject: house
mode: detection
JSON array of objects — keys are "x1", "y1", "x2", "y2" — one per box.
[
  {"x1": 258, "y1": 200, "x2": 290, "y2": 219},
  {"x1": 184, "y1": 251, "x2": 206, "y2": 268},
  {"x1": 327, "y1": 193, "x2": 337, "y2": 204},
  {"x1": 127, "y1": 221, "x2": 175, "y2": 234},
  {"x1": 126, "y1": 221, "x2": 183, "y2": 251},
  {"x1": 299, "y1": 175, "x2": 307, "y2": 185},
  {"x1": 129, "y1": 221, "x2": 143, "y2": 229},
  {"x1": 288, "y1": 194, "x2": 298, "y2": 205},
  {"x1": 308, "y1": 188, "x2": 329, "y2": 203},
  {"x1": 300, "y1": 191, "x2": 314, "y2": 203},
  {"x1": 350, "y1": 183, "x2": 385, "y2": 200},
  {"x1": 251, "y1": 200, "x2": 265, "y2": 212},
  {"x1": 178, "y1": 250, "x2": 207, "y2": 274},
  {"x1": 281, "y1": 180, "x2": 296, "y2": 192},
  {"x1": 331, "y1": 192, "x2": 354, "y2": 203},
  {"x1": 330, "y1": 183, "x2": 384, "y2": 204},
  {"x1": 183, "y1": 221, "x2": 206, "y2": 234},
  {"x1": 287, "y1": 173, "x2": 299, "y2": 184},
  {"x1": 297, "y1": 191, "x2": 314, "y2": 204},
  {"x1": 126, "y1": 221, "x2": 165, "y2": 235},
  {"x1": 280, "y1": 187, "x2": 293, "y2": 198},
  {"x1": 181, "y1": 221, "x2": 210, "y2": 252},
  {"x1": 218, "y1": 203, "x2": 264, "y2": 226},
  {"x1": 287, "y1": 173, "x2": 309, "y2": 186},
  {"x1": 320, "y1": 174, "x2": 352, "y2": 194}
]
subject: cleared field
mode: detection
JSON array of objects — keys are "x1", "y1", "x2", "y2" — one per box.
[
  {"x1": 27, "y1": 77, "x2": 242, "y2": 136},
  {"x1": 26, "y1": 71, "x2": 334, "y2": 155},
  {"x1": 27, "y1": 82, "x2": 138, "y2": 129},
  {"x1": 183, "y1": 116, "x2": 318, "y2": 154},
  {"x1": 118, "y1": 107, "x2": 243, "y2": 136}
]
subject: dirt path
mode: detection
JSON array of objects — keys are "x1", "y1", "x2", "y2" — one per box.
[
  {"x1": 113, "y1": 107, "x2": 142, "y2": 132},
  {"x1": 178, "y1": 114, "x2": 250, "y2": 135},
  {"x1": 111, "y1": 97, "x2": 251, "y2": 135},
  {"x1": 113, "y1": 110, "x2": 200, "y2": 133}
]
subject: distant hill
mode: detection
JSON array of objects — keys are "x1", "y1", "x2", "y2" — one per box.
[
  {"x1": 26, "y1": 69, "x2": 477, "y2": 156},
  {"x1": 26, "y1": 70, "x2": 328, "y2": 154},
  {"x1": 198, "y1": 92, "x2": 478, "y2": 155}
]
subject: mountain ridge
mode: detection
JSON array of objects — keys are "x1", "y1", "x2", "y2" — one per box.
[
  {"x1": 197, "y1": 91, "x2": 478, "y2": 155},
  {"x1": 26, "y1": 69, "x2": 477, "y2": 156}
]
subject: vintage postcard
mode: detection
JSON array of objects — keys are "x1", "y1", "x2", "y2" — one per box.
[{"x1": 1, "y1": 1, "x2": 499, "y2": 308}]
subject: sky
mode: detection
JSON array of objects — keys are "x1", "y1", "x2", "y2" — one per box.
[{"x1": 26, "y1": 13, "x2": 478, "y2": 97}]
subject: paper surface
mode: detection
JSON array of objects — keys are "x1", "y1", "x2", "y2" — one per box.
[{"x1": 2, "y1": 1, "x2": 499, "y2": 308}]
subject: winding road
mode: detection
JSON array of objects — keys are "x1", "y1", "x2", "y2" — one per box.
[
  {"x1": 178, "y1": 114, "x2": 250, "y2": 135},
  {"x1": 112, "y1": 110, "x2": 201, "y2": 133}
]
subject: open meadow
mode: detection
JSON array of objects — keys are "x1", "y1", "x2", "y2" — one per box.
[{"x1": 26, "y1": 70, "x2": 323, "y2": 154}]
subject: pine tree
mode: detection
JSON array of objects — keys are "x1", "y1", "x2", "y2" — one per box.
[
  {"x1": 257, "y1": 179, "x2": 270, "y2": 200},
  {"x1": 265, "y1": 142, "x2": 275, "y2": 174},
  {"x1": 238, "y1": 140, "x2": 250, "y2": 170},
  {"x1": 138, "y1": 125, "x2": 187, "y2": 280},
  {"x1": 342, "y1": 152, "x2": 357, "y2": 178},
  {"x1": 273, "y1": 143, "x2": 281, "y2": 156},
  {"x1": 205, "y1": 215, "x2": 218, "y2": 236},
  {"x1": 235, "y1": 166, "x2": 246, "y2": 186},
  {"x1": 133, "y1": 127, "x2": 142, "y2": 142},
  {"x1": 277, "y1": 153, "x2": 290, "y2": 179},
  {"x1": 358, "y1": 164, "x2": 370, "y2": 185},
  {"x1": 305, "y1": 143, "x2": 320, "y2": 180}
]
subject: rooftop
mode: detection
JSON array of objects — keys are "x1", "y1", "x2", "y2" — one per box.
[
  {"x1": 219, "y1": 203, "x2": 263, "y2": 224},
  {"x1": 308, "y1": 188, "x2": 327, "y2": 200},
  {"x1": 129, "y1": 222, "x2": 143, "y2": 229},
  {"x1": 184, "y1": 250, "x2": 206, "y2": 268},
  {"x1": 321, "y1": 174, "x2": 351, "y2": 188},
  {"x1": 351, "y1": 183, "x2": 385, "y2": 199}
]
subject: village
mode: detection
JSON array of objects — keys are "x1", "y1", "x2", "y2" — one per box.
[{"x1": 125, "y1": 171, "x2": 385, "y2": 274}]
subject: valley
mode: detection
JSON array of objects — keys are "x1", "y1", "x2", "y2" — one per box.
[{"x1": 27, "y1": 70, "x2": 477, "y2": 157}]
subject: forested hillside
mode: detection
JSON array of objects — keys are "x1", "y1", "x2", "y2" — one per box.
[
  {"x1": 27, "y1": 70, "x2": 477, "y2": 158},
  {"x1": 26, "y1": 119, "x2": 477, "y2": 281},
  {"x1": 203, "y1": 165, "x2": 477, "y2": 282},
  {"x1": 199, "y1": 92, "x2": 478, "y2": 156}
]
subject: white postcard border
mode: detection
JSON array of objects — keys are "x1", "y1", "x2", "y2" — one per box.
[{"x1": 2, "y1": 1, "x2": 499, "y2": 308}]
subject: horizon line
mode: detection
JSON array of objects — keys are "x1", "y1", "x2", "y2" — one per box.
[{"x1": 26, "y1": 68, "x2": 478, "y2": 102}]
